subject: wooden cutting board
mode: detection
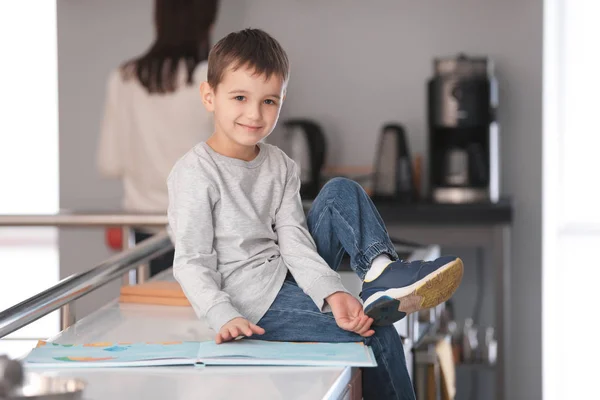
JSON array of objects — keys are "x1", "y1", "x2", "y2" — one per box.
[{"x1": 119, "y1": 281, "x2": 191, "y2": 306}]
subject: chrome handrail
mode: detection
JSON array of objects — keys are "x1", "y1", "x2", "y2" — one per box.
[
  {"x1": 0, "y1": 231, "x2": 173, "y2": 338},
  {"x1": 0, "y1": 212, "x2": 168, "y2": 227}
]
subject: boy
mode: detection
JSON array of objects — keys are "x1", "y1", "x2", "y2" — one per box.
[{"x1": 168, "y1": 28, "x2": 463, "y2": 400}]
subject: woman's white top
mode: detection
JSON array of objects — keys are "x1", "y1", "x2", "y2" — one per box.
[{"x1": 97, "y1": 61, "x2": 213, "y2": 212}]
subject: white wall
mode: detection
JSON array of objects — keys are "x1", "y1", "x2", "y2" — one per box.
[
  {"x1": 543, "y1": 1, "x2": 600, "y2": 398},
  {"x1": 0, "y1": 1, "x2": 60, "y2": 357},
  {"x1": 57, "y1": 1, "x2": 543, "y2": 399}
]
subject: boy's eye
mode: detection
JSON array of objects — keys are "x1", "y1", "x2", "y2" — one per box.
[
  {"x1": 264, "y1": 99, "x2": 276, "y2": 105},
  {"x1": 234, "y1": 95, "x2": 245, "y2": 101}
]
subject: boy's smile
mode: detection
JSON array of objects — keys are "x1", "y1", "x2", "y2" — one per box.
[{"x1": 201, "y1": 65, "x2": 287, "y2": 161}]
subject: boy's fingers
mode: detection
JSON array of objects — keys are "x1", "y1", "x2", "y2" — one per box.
[
  {"x1": 358, "y1": 325, "x2": 372, "y2": 336},
  {"x1": 353, "y1": 320, "x2": 365, "y2": 334},
  {"x1": 251, "y1": 324, "x2": 265, "y2": 335},
  {"x1": 357, "y1": 316, "x2": 375, "y2": 336},
  {"x1": 353, "y1": 316, "x2": 369, "y2": 333},
  {"x1": 360, "y1": 317, "x2": 374, "y2": 333},
  {"x1": 229, "y1": 327, "x2": 239, "y2": 338},
  {"x1": 345, "y1": 317, "x2": 361, "y2": 331},
  {"x1": 221, "y1": 330, "x2": 232, "y2": 342},
  {"x1": 349, "y1": 318, "x2": 360, "y2": 332},
  {"x1": 216, "y1": 321, "x2": 266, "y2": 342},
  {"x1": 360, "y1": 314, "x2": 370, "y2": 326}
]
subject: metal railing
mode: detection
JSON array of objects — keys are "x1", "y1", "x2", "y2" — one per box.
[
  {"x1": 0, "y1": 212, "x2": 171, "y2": 335},
  {"x1": 0, "y1": 212, "x2": 169, "y2": 287},
  {"x1": 0, "y1": 230, "x2": 172, "y2": 338},
  {"x1": 0, "y1": 212, "x2": 167, "y2": 227}
]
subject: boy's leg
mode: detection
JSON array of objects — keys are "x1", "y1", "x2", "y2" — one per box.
[
  {"x1": 300, "y1": 177, "x2": 415, "y2": 399},
  {"x1": 306, "y1": 177, "x2": 463, "y2": 326},
  {"x1": 257, "y1": 278, "x2": 416, "y2": 400},
  {"x1": 306, "y1": 177, "x2": 398, "y2": 278}
]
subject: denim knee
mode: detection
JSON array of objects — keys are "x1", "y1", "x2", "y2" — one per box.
[
  {"x1": 320, "y1": 177, "x2": 363, "y2": 201},
  {"x1": 368, "y1": 324, "x2": 405, "y2": 355}
]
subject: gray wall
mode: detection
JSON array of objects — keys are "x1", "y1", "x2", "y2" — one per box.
[
  {"x1": 57, "y1": 0, "x2": 154, "y2": 318},
  {"x1": 57, "y1": 1, "x2": 543, "y2": 399}
]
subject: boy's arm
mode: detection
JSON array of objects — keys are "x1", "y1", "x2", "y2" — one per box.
[
  {"x1": 96, "y1": 71, "x2": 124, "y2": 179},
  {"x1": 274, "y1": 162, "x2": 349, "y2": 312},
  {"x1": 168, "y1": 164, "x2": 243, "y2": 331}
]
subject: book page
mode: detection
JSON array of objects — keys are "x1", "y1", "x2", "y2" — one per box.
[
  {"x1": 196, "y1": 340, "x2": 377, "y2": 367},
  {"x1": 24, "y1": 341, "x2": 199, "y2": 368}
]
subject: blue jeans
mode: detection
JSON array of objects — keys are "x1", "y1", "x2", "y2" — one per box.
[{"x1": 257, "y1": 178, "x2": 416, "y2": 400}]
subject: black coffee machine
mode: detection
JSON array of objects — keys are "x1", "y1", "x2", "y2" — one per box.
[{"x1": 428, "y1": 54, "x2": 499, "y2": 203}]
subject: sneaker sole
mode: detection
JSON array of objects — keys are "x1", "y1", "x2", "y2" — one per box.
[{"x1": 363, "y1": 258, "x2": 464, "y2": 326}]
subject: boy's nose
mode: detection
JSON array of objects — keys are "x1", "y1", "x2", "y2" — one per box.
[{"x1": 245, "y1": 103, "x2": 262, "y2": 120}]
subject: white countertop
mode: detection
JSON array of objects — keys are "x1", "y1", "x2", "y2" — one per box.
[
  {"x1": 39, "y1": 364, "x2": 352, "y2": 400},
  {"x1": 24, "y1": 272, "x2": 352, "y2": 400}
]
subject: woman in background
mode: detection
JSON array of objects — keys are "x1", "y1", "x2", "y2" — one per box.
[{"x1": 97, "y1": 0, "x2": 219, "y2": 277}]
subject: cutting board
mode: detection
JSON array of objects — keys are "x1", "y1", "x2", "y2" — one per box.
[{"x1": 119, "y1": 281, "x2": 191, "y2": 306}]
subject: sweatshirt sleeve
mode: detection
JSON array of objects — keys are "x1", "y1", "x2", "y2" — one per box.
[
  {"x1": 168, "y1": 161, "x2": 243, "y2": 331},
  {"x1": 274, "y1": 161, "x2": 349, "y2": 312},
  {"x1": 96, "y1": 71, "x2": 125, "y2": 178}
]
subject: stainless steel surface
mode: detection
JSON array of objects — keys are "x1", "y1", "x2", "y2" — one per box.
[
  {"x1": 0, "y1": 231, "x2": 173, "y2": 338},
  {"x1": 434, "y1": 55, "x2": 491, "y2": 77},
  {"x1": 444, "y1": 149, "x2": 470, "y2": 185},
  {"x1": 59, "y1": 305, "x2": 75, "y2": 332},
  {"x1": 0, "y1": 213, "x2": 167, "y2": 227},
  {"x1": 493, "y1": 225, "x2": 510, "y2": 400},
  {"x1": 136, "y1": 264, "x2": 149, "y2": 285},
  {"x1": 433, "y1": 187, "x2": 490, "y2": 203},
  {"x1": 8, "y1": 373, "x2": 85, "y2": 400},
  {"x1": 38, "y1": 366, "x2": 348, "y2": 400},
  {"x1": 373, "y1": 128, "x2": 398, "y2": 196},
  {"x1": 120, "y1": 226, "x2": 150, "y2": 286},
  {"x1": 489, "y1": 122, "x2": 500, "y2": 202},
  {"x1": 121, "y1": 226, "x2": 134, "y2": 287}
]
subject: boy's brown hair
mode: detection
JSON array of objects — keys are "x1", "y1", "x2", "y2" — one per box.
[{"x1": 207, "y1": 28, "x2": 290, "y2": 90}]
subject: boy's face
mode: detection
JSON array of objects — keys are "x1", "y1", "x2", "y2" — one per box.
[{"x1": 201, "y1": 64, "x2": 286, "y2": 150}]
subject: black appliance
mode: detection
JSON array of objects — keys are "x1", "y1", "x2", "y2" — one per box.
[
  {"x1": 428, "y1": 54, "x2": 499, "y2": 203},
  {"x1": 281, "y1": 119, "x2": 327, "y2": 199}
]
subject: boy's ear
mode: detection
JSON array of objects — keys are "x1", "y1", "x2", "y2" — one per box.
[{"x1": 200, "y1": 81, "x2": 215, "y2": 112}]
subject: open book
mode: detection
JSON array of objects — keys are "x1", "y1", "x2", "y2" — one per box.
[{"x1": 23, "y1": 340, "x2": 377, "y2": 368}]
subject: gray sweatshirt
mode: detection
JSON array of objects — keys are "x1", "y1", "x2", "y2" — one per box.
[{"x1": 167, "y1": 142, "x2": 348, "y2": 332}]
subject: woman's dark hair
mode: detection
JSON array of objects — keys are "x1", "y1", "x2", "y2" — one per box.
[{"x1": 122, "y1": 0, "x2": 219, "y2": 94}]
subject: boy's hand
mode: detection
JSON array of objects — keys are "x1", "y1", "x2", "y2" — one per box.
[
  {"x1": 215, "y1": 317, "x2": 265, "y2": 344},
  {"x1": 326, "y1": 292, "x2": 375, "y2": 337}
]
